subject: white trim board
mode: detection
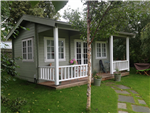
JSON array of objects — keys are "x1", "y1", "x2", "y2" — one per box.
[{"x1": 44, "y1": 37, "x2": 66, "y2": 62}]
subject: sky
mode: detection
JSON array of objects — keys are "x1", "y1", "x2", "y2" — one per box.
[{"x1": 58, "y1": 0, "x2": 84, "y2": 21}]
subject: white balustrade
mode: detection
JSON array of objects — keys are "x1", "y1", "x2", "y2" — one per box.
[
  {"x1": 39, "y1": 66, "x2": 55, "y2": 81},
  {"x1": 113, "y1": 60, "x2": 128, "y2": 72},
  {"x1": 39, "y1": 64, "x2": 88, "y2": 82},
  {"x1": 59, "y1": 64, "x2": 88, "y2": 82}
]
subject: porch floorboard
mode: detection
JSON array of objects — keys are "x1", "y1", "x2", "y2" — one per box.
[{"x1": 38, "y1": 72, "x2": 129, "y2": 89}]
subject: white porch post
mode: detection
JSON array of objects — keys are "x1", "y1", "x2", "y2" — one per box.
[
  {"x1": 54, "y1": 27, "x2": 59, "y2": 85},
  {"x1": 126, "y1": 37, "x2": 130, "y2": 71},
  {"x1": 110, "y1": 35, "x2": 113, "y2": 74}
]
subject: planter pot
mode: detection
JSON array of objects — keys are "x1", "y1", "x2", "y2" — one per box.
[
  {"x1": 114, "y1": 74, "x2": 121, "y2": 81},
  {"x1": 94, "y1": 78, "x2": 102, "y2": 86}
]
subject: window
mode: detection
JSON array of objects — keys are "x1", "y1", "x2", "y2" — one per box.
[
  {"x1": 96, "y1": 41, "x2": 107, "y2": 59},
  {"x1": 44, "y1": 37, "x2": 65, "y2": 62},
  {"x1": 22, "y1": 38, "x2": 33, "y2": 61}
]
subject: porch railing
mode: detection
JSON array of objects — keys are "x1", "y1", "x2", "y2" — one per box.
[
  {"x1": 113, "y1": 60, "x2": 128, "y2": 72},
  {"x1": 59, "y1": 64, "x2": 88, "y2": 82},
  {"x1": 39, "y1": 64, "x2": 88, "y2": 82},
  {"x1": 39, "y1": 66, "x2": 55, "y2": 81}
]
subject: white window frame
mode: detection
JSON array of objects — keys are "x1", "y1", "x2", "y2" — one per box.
[
  {"x1": 22, "y1": 38, "x2": 34, "y2": 62},
  {"x1": 95, "y1": 41, "x2": 107, "y2": 59},
  {"x1": 44, "y1": 37, "x2": 66, "y2": 62},
  {"x1": 74, "y1": 39, "x2": 87, "y2": 64}
]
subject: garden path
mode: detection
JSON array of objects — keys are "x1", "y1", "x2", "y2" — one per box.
[{"x1": 106, "y1": 83, "x2": 150, "y2": 113}]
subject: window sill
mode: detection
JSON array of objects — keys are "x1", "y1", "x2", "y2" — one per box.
[
  {"x1": 22, "y1": 60, "x2": 34, "y2": 62},
  {"x1": 96, "y1": 57, "x2": 107, "y2": 59},
  {"x1": 45, "y1": 59, "x2": 66, "y2": 62}
]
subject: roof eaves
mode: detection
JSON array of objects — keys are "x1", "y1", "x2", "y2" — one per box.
[
  {"x1": 6, "y1": 15, "x2": 56, "y2": 40},
  {"x1": 115, "y1": 31, "x2": 135, "y2": 37}
]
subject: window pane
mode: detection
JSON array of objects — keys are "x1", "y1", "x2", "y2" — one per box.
[
  {"x1": 47, "y1": 53, "x2": 50, "y2": 59},
  {"x1": 61, "y1": 47, "x2": 63, "y2": 52},
  {"x1": 61, "y1": 53, "x2": 64, "y2": 59},
  {"x1": 23, "y1": 48, "x2": 26, "y2": 53},
  {"x1": 23, "y1": 41, "x2": 26, "y2": 47},
  {"x1": 51, "y1": 40, "x2": 54, "y2": 46},
  {"x1": 61, "y1": 41, "x2": 63, "y2": 46},
  {"x1": 52, "y1": 53, "x2": 54, "y2": 59},
  {"x1": 50, "y1": 47, "x2": 54, "y2": 52},
  {"x1": 47, "y1": 47, "x2": 50, "y2": 52},
  {"x1": 23, "y1": 54, "x2": 26, "y2": 59},
  {"x1": 28, "y1": 47, "x2": 32, "y2": 52},
  {"x1": 59, "y1": 53, "x2": 61, "y2": 59},
  {"x1": 47, "y1": 40, "x2": 50, "y2": 46},
  {"x1": 28, "y1": 54, "x2": 32, "y2": 59},
  {"x1": 28, "y1": 40, "x2": 31, "y2": 46}
]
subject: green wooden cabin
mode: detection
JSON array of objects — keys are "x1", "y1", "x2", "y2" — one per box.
[{"x1": 6, "y1": 15, "x2": 134, "y2": 85}]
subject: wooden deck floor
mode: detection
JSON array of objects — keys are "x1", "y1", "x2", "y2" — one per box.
[{"x1": 38, "y1": 72, "x2": 129, "y2": 89}]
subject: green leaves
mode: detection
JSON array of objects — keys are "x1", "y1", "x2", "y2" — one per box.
[
  {"x1": 29, "y1": 1, "x2": 68, "y2": 12},
  {"x1": 29, "y1": 1, "x2": 39, "y2": 8},
  {"x1": 140, "y1": 23, "x2": 150, "y2": 58},
  {"x1": 52, "y1": 1, "x2": 68, "y2": 12}
]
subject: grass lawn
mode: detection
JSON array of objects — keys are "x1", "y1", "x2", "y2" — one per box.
[
  {"x1": 1, "y1": 78, "x2": 117, "y2": 113},
  {"x1": 2, "y1": 68, "x2": 149, "y2": 113}
]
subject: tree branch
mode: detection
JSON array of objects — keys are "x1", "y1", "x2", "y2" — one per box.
[{"x1": 89, "y1": 2, "x2": 113, "y2": 44}]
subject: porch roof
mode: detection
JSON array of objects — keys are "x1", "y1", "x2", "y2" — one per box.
[
  {"x1": 6, "y1": 15, "x2": 135, "y2": 40},
  {"x1": 6, "y1": 15, "x2": 79, "y2": 40}
]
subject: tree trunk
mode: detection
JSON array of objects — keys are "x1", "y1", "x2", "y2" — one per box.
[{"x1": 86, "y1": 1, "x2": 91, "y2": 111}]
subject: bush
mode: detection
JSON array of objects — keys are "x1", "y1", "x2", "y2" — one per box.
[
  {"x1": 1, "y1": 53, "x2": 21, "y2": 89},
  {"x1": 1, "y1": 95, "x2": 27, "y2": 112}
]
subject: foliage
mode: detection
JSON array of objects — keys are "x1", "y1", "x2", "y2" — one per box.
[
  {"x1": 29, "y1": 0, "x2": 69, "y2": 12},
  {"x1": 92, "y1": 70, "x2": 102, "y2": 79},
  {"x1": 1, "y1": 53, "x2": 21, "y2": 89},
  {"x1": 113, "y1": 38, "x2": 126, "y2": 60},
  {"x1": 1, "y1": 95, "x2": 27, "y2": 112},
  {"x1": 140, "y1": 23, "x2": 150, "y2": 60},
  {"x1": 6, "y1": 1, "x2": 60, "y2": 24},
  {"x1": 113, "y1": 1, "x2": 150, "y2": 63},
  {"x1": 1, "y1": 1, "x2": 13, "y2": 40},
  {"x1": 114, "y1": 68, "x2": 121, "y2": 76},
  {"x1": 63, "y1": 1, "x2": 142, "y2": 43}
]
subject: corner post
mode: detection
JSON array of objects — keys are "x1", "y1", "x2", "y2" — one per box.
[
  {"x1": 126, "y1": 37, "x2": 130, "y2": 71},
  {"x1": 110, "y1": 35, "x2": 113, "y2": 74},
  {"x1": 54, "y1": 27, "x2": 59, "y2": 85}
]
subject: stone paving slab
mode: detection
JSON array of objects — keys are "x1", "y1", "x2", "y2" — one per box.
[
  {"x1": 118, "y1": 103, "x2": 127, "y2": 109},
  {"x1": 132, "y1": 105, "x2": 150, "y2": 112},
  {"x1": 111, "y1": 87, "x2": 115, "y2": 89},
  {"x1": 116, "y1": 85, "x2": 130, "y2": 89},
  {"x1": 130, "y1": 90, "x2": 138, "y2": 94},
  {"x1": 118, "y1": 95, "x2": 135, "y2": 103},
  {"x1": 138, "y1": 99, "x2": 146, "y2": 104},
  {"x1": 118, "y1": 111, "x2": 128, "y2": 113},
  {"x1": 115, "y1": 90, "x2": 130, "y2": 94}
]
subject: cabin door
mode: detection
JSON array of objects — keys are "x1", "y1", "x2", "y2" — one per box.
[{"x1": 75, "y1": 41, "x2": 87, "y2": 64}]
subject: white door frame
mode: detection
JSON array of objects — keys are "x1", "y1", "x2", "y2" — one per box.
[{"x1": 74, "y1": 39, "x2": 87, "y2": 64}]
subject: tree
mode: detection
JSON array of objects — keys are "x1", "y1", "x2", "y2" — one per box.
[
  {"x1": 140, "y1": 23, "x2": 150, "y2": 62},
  {"x1": 114, "y1": 1, "x2": 150, "y2": 64},
  {"x1": 6, "y1": 1, "x2": 60, "y2": 24},
  {"x1": 0, "y1": 0, "x2": 18, "y2": 93},
  {"x1": 29, "y1": 0, "x2": 69, "y2": 12},
  {"x1": 63, "y1": 1, "x2": 150, "y2": 110},
  {"x1": 1, "y1": 1, "x2": 12, "y2": 41}
]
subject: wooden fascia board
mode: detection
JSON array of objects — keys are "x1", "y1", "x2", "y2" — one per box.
[
  {"x1": 6, "y1": 17, "x2": 24, "y2": 40},
  {"x1": 114, "y1": 32, "x2": 135, "y2": 38},
  {"x1": 6, "y1": 15, "x2": 55, "y2": 40}
]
